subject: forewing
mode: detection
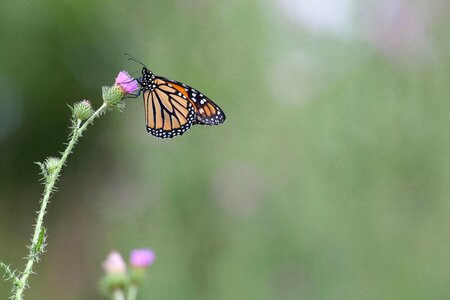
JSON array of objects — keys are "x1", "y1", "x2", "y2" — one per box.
[{"x1": 143, "y1": 79, "x2": 196, "y2": 139}]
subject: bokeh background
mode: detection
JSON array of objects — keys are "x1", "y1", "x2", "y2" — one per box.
[{"x1": 1, "y1": 0, "x2": 449, "y2": 299}]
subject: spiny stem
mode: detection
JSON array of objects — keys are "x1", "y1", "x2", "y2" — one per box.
[{"x1": 13, "y1": 103, "x2": 108, "y2": 300}]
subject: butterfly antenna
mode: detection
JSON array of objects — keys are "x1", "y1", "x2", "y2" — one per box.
[{"x1": 124, "y1": 53, "x2": 146, "y2": 68}]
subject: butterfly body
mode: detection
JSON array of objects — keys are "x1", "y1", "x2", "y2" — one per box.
[{"x1": 137, "y1": 67, "x2": 225, "y2": 139}]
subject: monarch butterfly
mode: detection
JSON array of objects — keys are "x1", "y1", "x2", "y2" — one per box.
[{"x1": 134, "y1": 63, "x2": 226, "y2": 139}]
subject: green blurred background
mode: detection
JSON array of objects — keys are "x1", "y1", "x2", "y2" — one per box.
[{"x1": 1, "y1": 0, "x2": 449, "y2": 299}]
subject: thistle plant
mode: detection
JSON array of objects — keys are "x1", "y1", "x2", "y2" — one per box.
[
  {"x1": 101, "y1": 249, "x2": 156, "y2": 300},
  {"x1": 0, "y1": 71, "x2": 139, "y2": 300}
]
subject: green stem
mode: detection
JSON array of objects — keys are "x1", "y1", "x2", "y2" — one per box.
[
  {"x1": 113, "y1": 289, "x2": 126, "y2": 300},
  {"x1": 126, "y1": 285, "x2": 139, "y2": 300},
  {"x1": 13, "y1": 103, "x2": 108, "y2": 300}
]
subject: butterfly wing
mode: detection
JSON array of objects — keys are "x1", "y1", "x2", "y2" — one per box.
[
  {"x1": 143, "y1": 78, "x2": 196, "y2": 139},
  {"x1": 156, "y1": 76, "x2": 226, "y2": 126}
]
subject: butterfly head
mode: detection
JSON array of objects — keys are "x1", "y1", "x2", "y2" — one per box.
[{"x1": 138, "y1": 67, "x2": 156, "y2": 91}]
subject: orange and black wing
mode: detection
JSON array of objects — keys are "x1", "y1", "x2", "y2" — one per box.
[
  {"x1": 156, "y1": 76, "x2": 226, "y2": 126},
  {"x1": 143, "y1": 78, "x2": 196, "y2": 139}
]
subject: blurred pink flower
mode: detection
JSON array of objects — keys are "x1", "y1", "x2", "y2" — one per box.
[
  {"x1": 115, "y1": 71, "x2": 139, "y2": 94},
  {"x1": 130, "y1": 248, "x2": 156, "y2": 268},
  {"x1": 103, "y1": 251, "x2": 127, "y2": 275},
  {"x1": 362, "y1": 0, "x2": 434, "y2": 64}
]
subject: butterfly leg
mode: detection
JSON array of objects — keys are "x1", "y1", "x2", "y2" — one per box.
[{"x1": 122, "y1": 88, "x2": 142, "y2": 99}]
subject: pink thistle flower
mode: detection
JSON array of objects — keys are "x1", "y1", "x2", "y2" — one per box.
[
  {"x1": 130, "y1": 248, "x2": 156, "y2": 268},
  {"x1": 115, "y1": 71, "x2": 139, "y2": 94},
  {"x1": 103, "y1": 251, "x2": 127, "y2": 275}
]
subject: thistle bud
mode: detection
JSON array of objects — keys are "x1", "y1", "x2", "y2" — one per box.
[
  {"x1": 129, "y1": 248, "x2": 156, "y2": 285},
  {"x1": 100, "y1": 251, "x2": 129, "y2": 294},
  {"x1": 102, "y1": 85, "x2": 124, "y2": 110},
  {"x1": 72, "y1": 100, "x2": 94, "y2": 121}
]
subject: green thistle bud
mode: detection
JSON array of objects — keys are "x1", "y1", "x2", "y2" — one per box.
[
  {"x1": 100, "y1": 273, "x2": 129, "y2": 295},
  {"x1": 102, "y1": 86, "x2": 125, "y2": 111},
  {"x1": 100, "y1": 251, "x2": 129, "y2": 296},
  {"x1": 44, "y1": 157, "x2": 60, "y2": 174},
  {"x1": 129, "y1": 267, "x2": 146, "y2": 285},
  {"x1": 72, "y1": 100, "x2": 94, "y2": 121}
]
